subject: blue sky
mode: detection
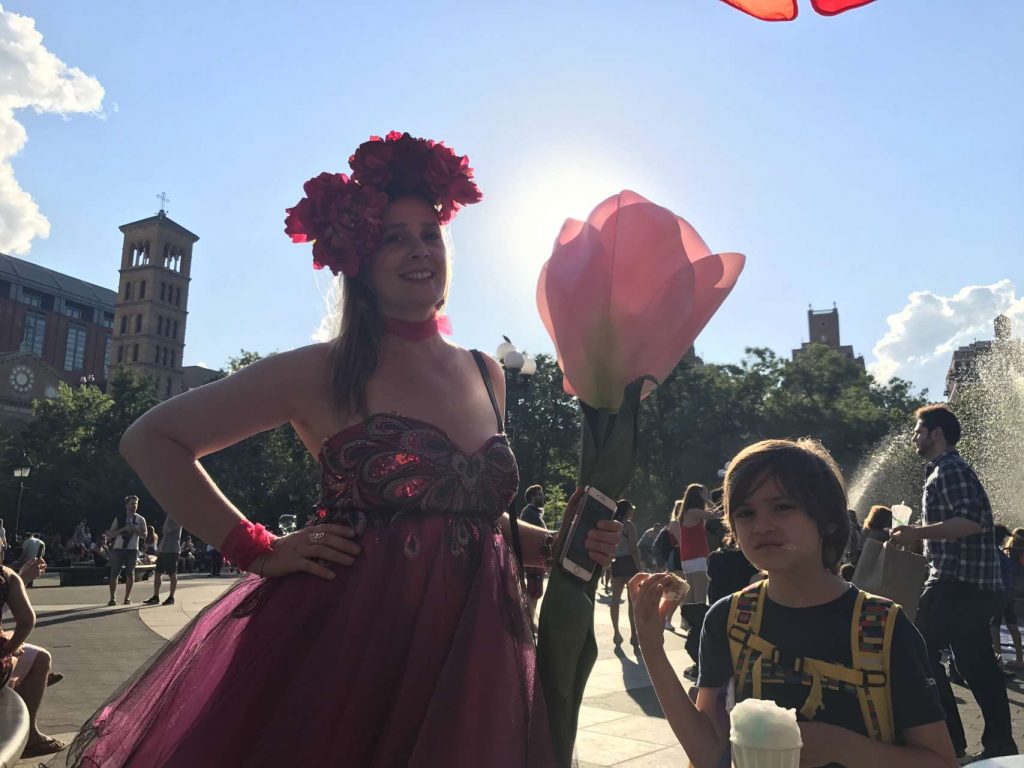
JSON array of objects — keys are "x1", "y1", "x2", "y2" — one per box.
[{"x1": 3, "y1": 0, "x2": 1021, "y2": 397}]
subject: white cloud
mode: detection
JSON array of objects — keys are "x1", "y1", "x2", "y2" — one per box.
[
  {"x1": 0, "y1": 4, "x2": 104, "y2": 254},
  {"x1": 869, "y1": 280, "x2": 1024, "y2": 395}
]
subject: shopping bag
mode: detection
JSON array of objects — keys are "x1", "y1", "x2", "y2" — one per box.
[{"x1": 851, "y1": 538, "x2": 930, "y2": 621}]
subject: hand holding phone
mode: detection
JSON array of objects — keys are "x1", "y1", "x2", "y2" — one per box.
[{"x1": 559, "y1": 486, "x2": 619, "y2": 582}]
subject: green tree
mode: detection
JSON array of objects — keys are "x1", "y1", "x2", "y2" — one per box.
[{"x1": 12, "y1": 367, "x2": 162, "y2": 539}]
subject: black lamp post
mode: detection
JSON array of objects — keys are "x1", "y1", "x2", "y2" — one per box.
[
  {"x1": 495, "y1": 336, "x2": 536, "y2": 444},
  {"x1": 13, "y1": 452, "x2": 32, "y2": 542}
]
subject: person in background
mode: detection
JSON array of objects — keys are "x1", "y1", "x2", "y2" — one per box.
[
  {"x1": 107, "y1": 495, "x2": 147, "y2": 607},
  {"x1": 179, "y1": 535, "x2": 196, "y2": 572},
  {"x1": 91, "y1": 532, "x2": 110, "y2": 568},
  {"x1": 845, "y1": 509, "x2": 862, "y2": 564},
  {"x1": 638, "y1": 522, "x2": 663, "y2": 571},
  {"x1": 609, "y1": 500, "x2": 642, "y2": 649},
  {"x1": 0, "y1": 517, "x2": 8, "y2": 564},
  {"x1": 664, "y1": 501, "x2": 685, "y2": 630},
  {"x1": 19, "y1": 532, "x2": 45, "y2": 585},
  {"x1": 21, "y1": 532, "x2": 45, "y2": 562},
  {"x1": 863, "y1": 505, "x2": 893, "y2": 544},
  {"x1": 1, "y1": 563, "x2": 65, "y2": 758},
  {"x1": 207, "y1": 543, "x2": 223, "y2": 577},
  {"x1": 991, "y1": 525, "x2": 1023, "y2": 671},
  {"x1": 519, "y1": 485, "x2": 548, "y2": 628},
  {"x1": 145, "y1": 525, "x2": 160, "y2": 559},
  {"x1": 144, "y1": 515, "x2": 183, "y2": 606},
  {"x1": 677, "y1": 483, "x2": 720, "y2": 605},
  {"x1": 891, "y1": 404, "x2": 1018, "y2": 760},
  {"x1": 71, "y1": 520, "x2": 89, "y2": 558}
]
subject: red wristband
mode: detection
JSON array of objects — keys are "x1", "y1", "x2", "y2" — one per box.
[{"x1": 220, "y1": 519, "x2": 278, "y2": 571}]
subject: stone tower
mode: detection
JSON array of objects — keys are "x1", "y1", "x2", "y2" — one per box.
[{"x1": 112, "y1": 208, "x2": 199, "y2": 399}]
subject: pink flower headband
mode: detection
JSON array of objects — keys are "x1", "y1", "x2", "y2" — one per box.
[{"x1": 284, "y1": 131, "x2": 482, "y2": 277}]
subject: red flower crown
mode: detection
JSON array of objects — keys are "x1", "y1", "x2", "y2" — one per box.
[{"x1": 284, "y1": 131, "x2": 482, "y2": 277}]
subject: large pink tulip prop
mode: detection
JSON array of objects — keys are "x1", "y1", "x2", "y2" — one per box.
[
  {"x1": 537, "y1": 190, "x2": 745, "y2": 410},
  {"x1": 535, "y1": 191, "x2": 744, "y2": 767}
]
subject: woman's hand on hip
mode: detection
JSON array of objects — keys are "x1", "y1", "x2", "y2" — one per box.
[{"x1": 253, "y1": 524, "x2": 361, "y2": 580}]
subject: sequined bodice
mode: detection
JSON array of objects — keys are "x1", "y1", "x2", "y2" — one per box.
[{"x1": 317, "y1": 414, "x2": 518, "y2": 523}]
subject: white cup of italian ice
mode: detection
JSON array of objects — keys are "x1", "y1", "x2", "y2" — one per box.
[{"x1": 729, "y1": 698, "x2": 802, "y2": 768}]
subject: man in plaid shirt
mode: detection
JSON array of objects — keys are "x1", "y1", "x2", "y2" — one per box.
[{"x1": 892, "y1": 404, "x2": 1017, "y2": 760}]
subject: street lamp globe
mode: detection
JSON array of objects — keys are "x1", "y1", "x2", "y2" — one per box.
[
  {"x1": 520, "y1": 356, "x2": 537, "y2": 376},
  {"x1": 504, "y1": 350, "x2": 525, "y2": 372},
  {"x1": 496, "y1": 338, "x2": 516, "y2": 362},
  {"x1": 13, "y1": 454, "x2": 31, "y2": 479}
]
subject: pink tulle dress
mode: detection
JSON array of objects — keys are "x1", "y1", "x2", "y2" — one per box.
[{"x1": 68, "y1": 360, "x2": 554, "y2": 767}]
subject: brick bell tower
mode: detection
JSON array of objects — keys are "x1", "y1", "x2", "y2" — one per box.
[{"x1": 112, "y1": 198, "x2": 199, "y2": 399}]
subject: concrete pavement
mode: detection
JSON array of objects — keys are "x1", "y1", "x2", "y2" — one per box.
[{"x1": 9, "y1": 574, "x2": 1023, "y2": 766}]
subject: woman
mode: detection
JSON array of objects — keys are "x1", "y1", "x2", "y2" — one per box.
[
  {"x1": 992, "y1": 526, "x2": 1024, "y2": 670},
  {"x1": 663, "y1": 501, "x2": 686, "y2": 630},
  {"x1": 676, "y1": 483, "x2": 718, "y2": 605},
  {"x1": 631, "y1": 439, "x2": 956, "y2": 768},
  {"x1": 67, "y1": 132, "x2": 619, "y2": 768},
  {"x1": 609, "y1": 500, "x2": 642, "y2": 648},
  {"x1": 862, "y1": 504, "x2": 893, "y2": 544}
]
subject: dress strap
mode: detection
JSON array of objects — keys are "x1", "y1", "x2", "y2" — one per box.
[
  {"x1": 470, "y1": 350, "x2": 525, "y2": 582},
  {"x1": 470, "y1": 350, "x2": 504, "y2": 434}
]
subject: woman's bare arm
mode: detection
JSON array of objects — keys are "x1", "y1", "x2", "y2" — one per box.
[{"x1": 119, "y1": 344, "x2": 328, "y2": 550}]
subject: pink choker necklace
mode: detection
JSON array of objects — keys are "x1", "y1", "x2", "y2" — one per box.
[{"x1": 381, "y1": 314, "x2": 453, "y2": 342}]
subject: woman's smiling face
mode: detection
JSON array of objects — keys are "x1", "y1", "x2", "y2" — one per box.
[{"x1": 367, "y1": 197, "x2": 448, "y2": 319}]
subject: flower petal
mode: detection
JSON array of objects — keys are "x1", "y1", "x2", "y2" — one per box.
[{"x1": 719, "y1": 0, "x2": 798, "y2": 21}]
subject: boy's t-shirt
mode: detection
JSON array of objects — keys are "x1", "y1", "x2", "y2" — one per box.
[{"x1": 698, "y1": 586, "x2": 944, "y2": 750}]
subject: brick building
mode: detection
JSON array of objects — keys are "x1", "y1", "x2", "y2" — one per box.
[
  {"x1": 0, "y1": 254, "x2": 117, "y2": 427},
  {"x1": 0, "y1": 209, "x2": 218, "y2": 428},
  {"x1": 112, "y1": 211, "x2": 199, "y2": 400},
  {"x1": 791, "y1": 305, "x2": 865, "y2": 370},
  {"x1": 944, "y1": 314, "x2": 1022, "y2": 400}
]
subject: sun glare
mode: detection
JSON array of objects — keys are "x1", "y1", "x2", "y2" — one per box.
[{"x1": 498, "y1": 154, "x2": 653, "y2": 288}]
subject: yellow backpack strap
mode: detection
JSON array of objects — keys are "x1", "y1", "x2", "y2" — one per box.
[
  {"x1": 849, "y1": 590, "x2": 898, "y2": 744},
  {"x1": 727, "y1": 580, "x2": 771, "y2": 699}
]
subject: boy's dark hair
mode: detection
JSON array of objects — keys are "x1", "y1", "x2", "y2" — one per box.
[
  {"x1": 723, "y1": 438, "x2": 851, "y2": 571},
  {"x1": 524, "y1": 485, "x2": 543, "y2": 504},
  {"x1": 915, "y1": 404, "x2": 962, "y2": 445},
  {"x1": 124, "y1": 495, "x2": 140, "y2": 504}
]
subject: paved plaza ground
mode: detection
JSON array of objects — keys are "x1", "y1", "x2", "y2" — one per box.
[{"x1": 10, "y1": 573, "x2": 1024, "y2": 767}]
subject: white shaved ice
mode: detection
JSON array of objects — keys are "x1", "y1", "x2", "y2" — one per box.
[{"x1": 729, "y1": 699, "x2": 802, "y2": 750}]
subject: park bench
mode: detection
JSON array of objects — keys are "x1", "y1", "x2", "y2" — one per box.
[
  {"x1": 49, "y1": 562, "x2": 156, "y2": 587},
  {"x1": 0, "y1": 685, "x2": 29, "y2": 768}
]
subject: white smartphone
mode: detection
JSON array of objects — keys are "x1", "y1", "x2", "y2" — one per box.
[{"x1": 560, "y1": 486, "x2": 618, "y2": 581}]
